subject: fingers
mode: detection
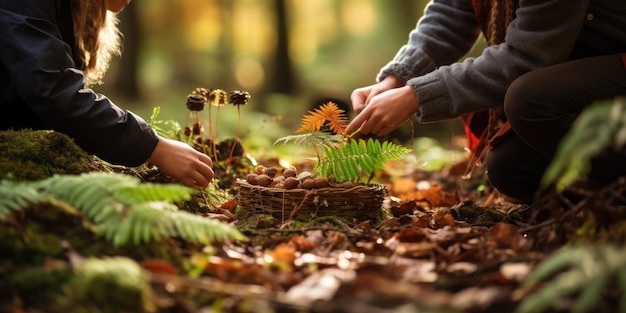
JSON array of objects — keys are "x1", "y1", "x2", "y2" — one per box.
[
  {"x1": 350, "y1": 89, "x2": 368, "y2": 115},
  {"x1": 345, "y1": 108, "x2": 370, "y2": 134}
]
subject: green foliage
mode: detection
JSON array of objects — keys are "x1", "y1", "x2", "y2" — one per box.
[
  {"x1": 0, "y1": 172, "x2": 247, "y2": 246},
  {"x1": 543, "y1": 97, "x2": 626, "y2": 190},
  {"x1": 516, "y1": 243, "x2": 626, "y2": 313},
  {"x1": 274, "y1": 131, "x2": 345, "y2": 148},
  {"x1": 147, "y1": 106, "x2": 183, "y2": 139},
  {"x1": 274, "y1": 101, "x2": 412, "y2": 182},
  {"x1": 0, "y1": 130, "x2": 94, "y2": 181},
  {"x1": 56, "y1": 256, "x2": 155, "y2": 313},
  {"x1": 0, "y1": 180, "x2": 43, "y2": 217},
  {"x1": 318, "y1": 139, "x2": 412, "y2": 183}
]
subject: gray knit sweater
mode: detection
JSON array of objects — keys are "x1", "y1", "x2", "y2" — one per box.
[{"x1": 378, "y1": 0, "x2": 626, "y2": 123}]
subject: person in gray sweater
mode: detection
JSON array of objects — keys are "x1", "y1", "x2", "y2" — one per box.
[{"x1": 346, "y1": 0, "x2": 626, "y2": 204}]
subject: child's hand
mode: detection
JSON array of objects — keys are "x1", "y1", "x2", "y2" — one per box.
[{"x1": 147, "y1": 137, "x2": 214, "y2": 188}]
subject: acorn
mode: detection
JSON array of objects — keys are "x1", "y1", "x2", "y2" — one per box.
[
  {"x1": 257, "y1": 174, "x2": 273, "y2": 187},
  {"x1": 245, "y1": 173, "x2": 259, "y2": 185},
  {"x1": 255, "y1": 165, "x2": 266, "y2": 175},
  {"x1": 269, "y1": 178, "x2": 281, "y2": 188},
  {"x1": 296, "y1": 171, "x2": 312, "y2": 182},
  {"x1": 338, "y1": 182, "x2": 355, "y2": 189},
  {"x1": 282, "y1": 167, "x2": 297, "y2": 178},
  {"x1": 301, "y1": 178, "x2": 315, "y2": 189},
  {"x1": 313, "y1": 177, "x2": 329, "y2": 188},
  {"x1": 263, "y1": 166, "x2": 278, "y2": 178},
  {"x1": 327, "y1": 174, "x2": 337, "y2": 184},
  {"x1": 284, "y1": 177, "x2": 299, "y2": 189}
]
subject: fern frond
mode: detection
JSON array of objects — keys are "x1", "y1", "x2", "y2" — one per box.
[
  {"x1": 57, "y1": 256, "x2": 154, "y2": 313},
  {"x1": 274, "y1": 132, "x2": 345, "y2": 148},
  {"x1": 543, "y1": 97, "x2": 626, "y2": 190},
  {"x1": 0, "y1": 180, "x2": 43, "y2": 219},
  {"x1": 296, "y1": 102, "x2": 348, "y2": 135},
  {"x1": 4, "y1": 172, "x2": 247, "y2": 246},
  {"x1": 516, "y1": 244, "x2": 626, "y2": 313},
  {"x1": 100, "y1": 201, "x2": 246, "y2": 246},
  {"x1": 318, "y1": 139, "x2": 411, "y2": 182}
]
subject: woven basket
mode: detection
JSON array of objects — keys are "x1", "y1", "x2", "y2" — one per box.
[{"x1": 236, "y1": 180, "x2": 387, "y2": 220}]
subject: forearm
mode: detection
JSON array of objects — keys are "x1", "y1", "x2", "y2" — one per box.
[{"x1": 377, "y1": 0, "x2": 481, "y2": 83}]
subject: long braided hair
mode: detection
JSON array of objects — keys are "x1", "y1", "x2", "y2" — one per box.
[
  {"x1": 465, "y1": 0, "x2": 519, "y2": 175},
  {"x1": 485, "y1": 0, "x2": 519, "y2": 144},
  {"x1": 70, "y1": 0, "x2": 122, "y2": 86},
  {"x1": 485, "y1": 0, "x2": 518, "y2": 46}
]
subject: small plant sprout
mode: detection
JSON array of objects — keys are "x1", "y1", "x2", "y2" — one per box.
[
  {"x1": 208, "y1": 89, "x2": 228, "y2": 163},
  {"x1": 227, "y1": 90, "x2": 251, "y2": 163},
  {"x1": 185, "y1": 92, "x2": 207, "y2": 154}
]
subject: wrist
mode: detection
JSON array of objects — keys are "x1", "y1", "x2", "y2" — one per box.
[
  {"x1": 382, "y1": 75, "x2": 405, "y2": 88},
  {"x1": 402, "y1": 85, "x2": 420, "y2": 113}
]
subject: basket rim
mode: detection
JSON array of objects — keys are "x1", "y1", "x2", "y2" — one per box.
[{"x1": 235, "y1": 178, "x2": 386, "y2": 193}]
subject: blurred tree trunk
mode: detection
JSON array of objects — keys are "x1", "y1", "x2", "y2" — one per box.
[
  {"x1": 113, "y1": 3, "x2": 140, "y2": 99},
  {"x1": 266, "y1": 0, "x2": 296, "y2": 94}
]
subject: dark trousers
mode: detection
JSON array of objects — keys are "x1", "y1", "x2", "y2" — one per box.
[{"x1": 486, "y1": 54, "x2": 626, "y2": 203}]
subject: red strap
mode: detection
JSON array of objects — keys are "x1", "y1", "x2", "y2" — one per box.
[
  {"x1": 461, "y1": 113, "x2": 482, "y2": 153},
  {"x1": 621, "y1": 53, "x2": 626, "y2": 69}
]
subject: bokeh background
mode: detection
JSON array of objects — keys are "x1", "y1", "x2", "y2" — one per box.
[{"x1": 97, "y1": 0, "x2": 485, "y2": 167}]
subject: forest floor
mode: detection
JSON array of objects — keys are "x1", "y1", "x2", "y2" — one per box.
[{"x1": 2, "y1": 130, "x2": 626, "y2": 313}]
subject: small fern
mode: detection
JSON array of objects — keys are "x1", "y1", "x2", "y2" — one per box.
[
  {"x1": 0, "y1": 173, "x2": 247, "y2": 246},
  {"x1": 542, "y1": 97, "x2": 626, "y2": 190},
  {"x1": 515, "y1": 243, "x2": 626, "y2": 313},
  {"x1": 319, "y1": 139, "x2": 412, "y2": 183},
  {"x1": 275, "y1": 101, "x2": 412, "y2": 182},
  {"x1": 0, "y1": 180, "x2": 43, "y2": 218},
  {"x1": 56, "y1": 256, "x2": 154, "y2": 313}
]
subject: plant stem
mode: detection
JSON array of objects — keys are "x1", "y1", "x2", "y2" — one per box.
[
  {"x1": 208, "y1": 104, "x2": 216, "y2": 162},
  {"x1": 227, "y1": 105, "x2": 242, "y2": 163},
  {"x1": 196, "y1": 112, "x2": 207, "y2": 155},
  {"x1": 212, "y1": 105, "x2": 222, "y2": 164}
]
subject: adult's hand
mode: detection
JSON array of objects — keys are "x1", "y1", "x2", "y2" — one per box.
[
  {"x1": 346, "y1": 85, "x2": 420, "y2": 137},
  {"x1": 350, "y1": 75, "x2": 404, "y2": 115},
  {"x1": 147, "y1": 137, "x2": 214, "y2": 188}
]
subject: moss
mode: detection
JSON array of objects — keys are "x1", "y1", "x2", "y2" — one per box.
[{"x1": 0, "y1": 130, "x2": 95, "y2": 181}]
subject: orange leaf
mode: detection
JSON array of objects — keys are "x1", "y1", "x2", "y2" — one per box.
[
  {"x1": 220, "y1": 199, "x2": 238, "y2": 212},
  {"x1": 296, "y1": 102, "x2": 348, "y2": 135},
  {"x1": 140, "y1": 259, "x2": 178, "y2": 275}
]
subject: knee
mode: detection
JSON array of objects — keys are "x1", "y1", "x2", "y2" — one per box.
[
  {"x1": 486, "y1": 146, "x2": 535, "y2": 204},
  {"x1": 485, "y1": 148, "x2": 509, "y2": 197},
  {"x1": 504, "y1": 72, "x2": 539, "y2": 128}
]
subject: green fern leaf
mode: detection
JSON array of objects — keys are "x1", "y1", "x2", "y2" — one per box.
[
  {"x1": 517, "y1": 244, "x2": 626, "y2": 313},
  {"x1": 0, "y1": 181, "x2": 42, "y2": 219},
  {"x1": 543, "y1": 97, "x2": 626, "y2": 189},
  {"x1": 274, "y1": 132, "x2": 344, "y2": 148},
  {"x1": 319, "y1": 139, "x2": 411, "y2": 183},
  {"x1": 4, "y1": 172, "x2": 246, "y2": 246},
  {"x1": 114, "y1": 184, "x2": 192, "y2": 204},
  {"x1": 573, "y1": 269, "x2": 609, "y2": 313}
]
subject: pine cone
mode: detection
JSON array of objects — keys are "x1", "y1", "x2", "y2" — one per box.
[{"x1": 186, "y1": 94, "x2": 206, "y2": 111}]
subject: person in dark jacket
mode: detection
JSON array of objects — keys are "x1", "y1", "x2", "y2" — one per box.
[
  {"x1": 0, "y1": 0, "x2": 214, "y2": 188},
  {"x1": 345, "y1": 0, "x2": 626, "y2": 204}
]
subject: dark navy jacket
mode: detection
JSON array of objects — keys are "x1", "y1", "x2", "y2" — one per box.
[{"x1": 0, "y1": 0, "x2": 157, "y2": 166}]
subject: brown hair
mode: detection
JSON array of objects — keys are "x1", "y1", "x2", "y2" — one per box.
[
  {"x1": 485, "y1": 0, "x2": 518, "y2": 45},
  {"x1": 70, "y1": 0, "x2": 122, "y2": 86}
]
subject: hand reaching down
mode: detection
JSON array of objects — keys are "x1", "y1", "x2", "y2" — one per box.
[{"x1": 147, "y1": 137, "x2": 214, "y2": 188}]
